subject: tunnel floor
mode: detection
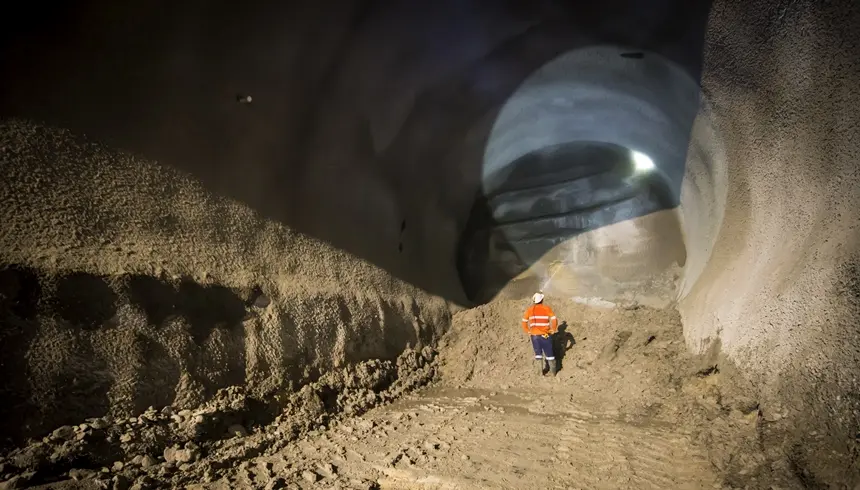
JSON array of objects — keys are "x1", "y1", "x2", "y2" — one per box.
[
  {"x1": 265, "y1": 388, "x2": 721, "y2": 490},
  {"x1": 1, "y1": 299, "x2": 798, "y2": 490},
  {"x1": 193, "y1": 298, "x2": 774, "y2": 489},
  {"x1": 278, "y1": 300, "x2": 767, "y2": 490}
]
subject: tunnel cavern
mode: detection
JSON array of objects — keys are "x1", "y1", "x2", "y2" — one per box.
[{"x1": 1, "y1": 0, "x2": 858, "y2": 488}]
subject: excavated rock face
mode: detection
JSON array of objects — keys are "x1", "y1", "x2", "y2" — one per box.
[
  {"x1": 1, "y1": 0, "x2": 859, "y2": 487},
  {"x1": 0, "y1": 122, "x2": 450, "y2": 449},
  {"x1": 678, "y1": 3, "x2": 860, "y2": 484}
]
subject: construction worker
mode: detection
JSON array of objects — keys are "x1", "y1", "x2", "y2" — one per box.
[{"x1": 522, "y1": 292, "x2": 559, "y2": 376}]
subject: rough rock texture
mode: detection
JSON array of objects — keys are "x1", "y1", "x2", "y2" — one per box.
[
  {"x1": 0, "y1": 0, "x2": 859, "y2": 487},
  {"x1": 677, "y1": 2, "x2": 860, "y2": 484},
  {"x1": 0, "y1": 346, "x2": 438, "y2": 488},
  {"x1": 0, "y1": 121, "x2": 451, "y2": 447}
]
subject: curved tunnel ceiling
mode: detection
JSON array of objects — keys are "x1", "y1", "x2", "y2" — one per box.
[
  {"x1": 2, "y1": 0, "x2": 860, "y2": 485},
  {"x1": 0, "y1": 0, "x2": 715, "y2": 306}
]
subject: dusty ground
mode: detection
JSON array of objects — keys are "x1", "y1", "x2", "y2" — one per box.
[
  {"x1": 2, "y1": 0, "x2": 860, "y2": 485},
  {"x1": 0, "y1": 298, "x2": 803, "y2": 489}
]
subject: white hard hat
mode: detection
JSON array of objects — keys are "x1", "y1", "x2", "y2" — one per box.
[{"x1": 532, "y1": 292, "x2": 544, "y2": 304}]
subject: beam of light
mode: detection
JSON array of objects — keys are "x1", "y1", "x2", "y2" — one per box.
[{"x1": 631, "y1": 150, "x2": 655, "y2": 172}]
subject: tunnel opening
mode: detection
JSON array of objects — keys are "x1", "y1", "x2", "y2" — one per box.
[
  {"x1": 0, "y1": 0, "x2": 857, "y2": 485},
  {"x1": 458, "y1": 44, "x2": 725, "y2": 307},
  {"x1": 459, "y1": 141, "x2": 686, "y2": 304}
]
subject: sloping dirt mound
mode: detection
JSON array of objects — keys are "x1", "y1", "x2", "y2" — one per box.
[
  {"x1": 434, "y1": 299, "x2": 797, "y2": 488},
  {"x1": 438, "y1": 299, "x2": 704, "y2": 413}
]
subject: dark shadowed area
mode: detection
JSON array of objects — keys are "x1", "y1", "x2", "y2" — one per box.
[
  {"x1": 0, "y1": 0, "x2": 713, "y2": 303},
  {"x1": 1, "y1": 0, "x2": 859, "y2": 487}
]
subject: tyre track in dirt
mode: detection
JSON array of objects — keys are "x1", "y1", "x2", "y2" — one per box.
[{"x1": 275, "y1": 388, "x2": 720, "y2": 489}]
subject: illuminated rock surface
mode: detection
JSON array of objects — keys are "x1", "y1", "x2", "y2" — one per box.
[{"x1": 0, "y1": 0, "x2": 858, "y2": 487}]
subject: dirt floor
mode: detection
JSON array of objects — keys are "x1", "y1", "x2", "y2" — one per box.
[{"x1": 0, "y1": 299, "x2": 804, "y2": 489}]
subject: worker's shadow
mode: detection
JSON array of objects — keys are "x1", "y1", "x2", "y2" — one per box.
[{"x1": 553, "y1": 322, "x2": 576, "y2": 372}]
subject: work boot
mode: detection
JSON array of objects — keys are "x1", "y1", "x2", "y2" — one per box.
[
  {"x1": 548, "y1": 359, "x2": 558, "y2": 376},
  {"x1": 535, "y1": 358, "x2": 544, "y2": 376}
]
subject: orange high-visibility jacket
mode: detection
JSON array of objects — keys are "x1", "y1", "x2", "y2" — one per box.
[{"x1": 521, "y1": 303, "x2": 558, "y2": 336}]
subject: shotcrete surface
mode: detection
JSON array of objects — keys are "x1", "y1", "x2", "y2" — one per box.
[
  {"x1": 0, "y1": 0, "x2": 859, "y2": 487},
  {"x1": 677, "y1": 1, "x2": 860, "y2": 482},
  {"x1": 0, "y1": 120, "x2": 451, "y2": 446}
]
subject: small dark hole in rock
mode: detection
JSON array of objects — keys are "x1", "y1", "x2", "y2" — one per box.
[
  {"x1": 400, "y1": 220, "x2": 406, "y2": 233},
  {"x1": 398, "y1": 243, "x2": 403, "y2": 253},
  {"x1": 645, "y1": 335, "x2": 656, "y2": 345},
  {"x1": 250, "y1": 286, "x2": 271, "y2": 308}
]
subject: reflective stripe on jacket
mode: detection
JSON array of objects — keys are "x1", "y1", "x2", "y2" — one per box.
[{"x1": 521, "y1": 304, "x2": 558, "y2": 336}]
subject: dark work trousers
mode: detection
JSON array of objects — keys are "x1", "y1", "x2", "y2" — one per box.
[{"x1": 530, "y1": 334, "x2": 555, "y2": 360}]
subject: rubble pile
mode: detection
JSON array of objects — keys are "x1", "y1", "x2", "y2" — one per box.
[{"x1": 0, "y1": 346, "x2": 438, "y2": 489}]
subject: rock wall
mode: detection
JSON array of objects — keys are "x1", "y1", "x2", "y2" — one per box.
[
  {"x1": 0, "y1": 121, "x2": 451, "y2": 446},
  {"x1": 1, "y1": 0, "x2": 859, "y2": 486},
  {"x1": 677, "y1": 0, "x2": 860, "y2": 484}
]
